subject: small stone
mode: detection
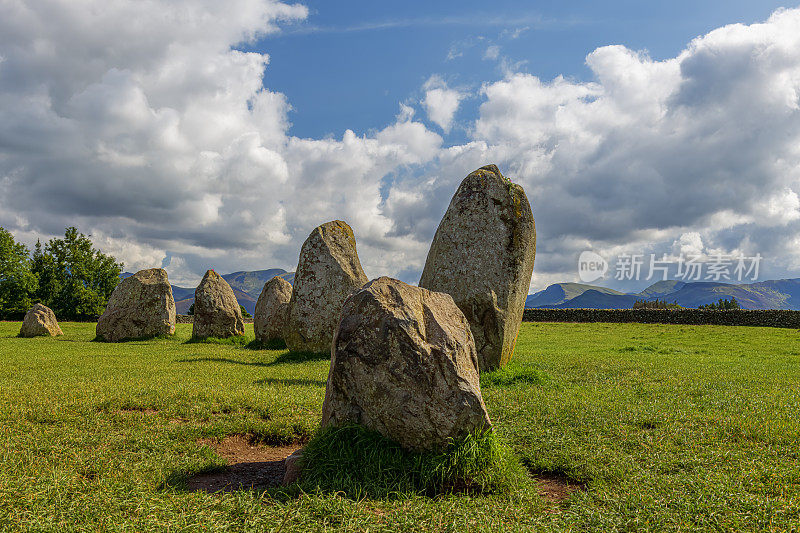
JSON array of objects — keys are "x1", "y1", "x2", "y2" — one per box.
[
  {"x1": 285, "y1": 221, "x2": 368, "y2": 354},
  {"x1": 254, "y1": 276, "x2": 292, "y2": 344},
  {"x1": 19, "y1": 304, "x2": 63, "y2": 337},
  {"x1": 321, "y1": 277, "x2": 491, "y2": 452},
  {"x1": 420, "y1": 164, "x2": 536, "y2": 371},
  {"x1": 192, "y1": 270, "x2": 244, "y2": 339},
  {"x1": 282, "y1": 449, "x2": 303, "y2": 486},
  {"x1": 96, "y1": 269, "x2": 176, "y2": 342}
]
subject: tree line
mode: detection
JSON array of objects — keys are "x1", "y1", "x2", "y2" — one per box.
[
  {"x1": 632, "y1": 299, "x2": 682, "y2": 310},
  {"x1": 633, "y1": 297, "x2": 741, "y2": 310},
  {"x1": 0, "y1": 227, "x2": 122, "y2": 320},
  {"x1": 698, "y1": 298, "x2": 741, "y2": 310}
]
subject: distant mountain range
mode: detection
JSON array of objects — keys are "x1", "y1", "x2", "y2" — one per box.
[
  {"x1": 525, "y1": 278, "x2": 800, "y2": 310},
  {"x1": 121, "y1": 269, "x2": 295, "y2": 315},
  {"x1": 121, "y1": 270, "x2": 800, "y2": 313}
]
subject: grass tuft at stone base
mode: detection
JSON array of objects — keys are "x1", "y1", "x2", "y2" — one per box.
[{"x1": 298, "y1": 424, "x2": 528, "y2": 499}]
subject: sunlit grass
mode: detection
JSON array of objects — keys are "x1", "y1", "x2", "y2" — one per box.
[{"x1": 0, "y1": 321, "x2": 798, "y2": 531}]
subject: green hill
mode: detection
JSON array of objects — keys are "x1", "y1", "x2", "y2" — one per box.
[
  {"x1": 637, "y1": 280, "x2": 686, "y2": 299},
  {"x1": 222, "y1": 269, "x2": 287, "y2": 299},
  {"x1": 525, "y1": 283, "x2": 625, "y2": 308},
  {"x1": 168, "y1": 269, "x2": 293, "y2": 315}
]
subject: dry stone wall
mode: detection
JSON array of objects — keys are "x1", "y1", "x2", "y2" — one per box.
[{"x1": 522, "y1": 308, "x2": 800, "y2": 328}]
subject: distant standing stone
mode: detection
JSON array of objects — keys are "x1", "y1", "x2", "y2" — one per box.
[
  {"x1": 96, "y1": 268, "x2": 176, "y2": 341},
  {"x1": 192, "y1": 270, "x2": 244, "y2": 339},
  {"x1": 19, "y1": 303, "x2": 63, "y2": 337},
  {"x1": 285, "y1": 221, "x2": 368, "y2": 354},
  {"x1": 419, "y1": 164, "x2": 536, "y2": 372},
  {"x1": 254, "y1": 275, "x2": 292, "y2": 344},
  {"x1": 321, "y1": 277, "x2": 491, "y2": 452}
]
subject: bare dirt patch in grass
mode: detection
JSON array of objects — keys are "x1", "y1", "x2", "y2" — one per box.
[
  {"x1": 188, "y1": 434, "x2": 301, "y2": 492},
  {"x1": 535, "y1": 474, "x2": 584, "y2": 504}
]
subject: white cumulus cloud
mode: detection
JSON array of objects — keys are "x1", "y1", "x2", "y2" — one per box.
[
  {"x1": 389, "y1": 7, "x2": 800, "y2": 286},
  {"x1": 421, "y1": 75, "x2": 465, "y2": 134},
  {"x1": 3, "y1": 3, "x2": 800, "y2": 291}
]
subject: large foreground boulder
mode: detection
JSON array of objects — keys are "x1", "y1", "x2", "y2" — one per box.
[
  {"x1": 419, "y1": 164, "x2": 536, "y2": 372},
  {"x1": 192, "y1": 270, "x2": 244, "y2": 339},
  {"x1": 19, "y1": 304, "x2": 63, "y2": 337},
  {"x1": 285, "y1": 221, "x2": 368, "y2": 353},
  {"x1": 96, "y1": 269, "x2": 176, "y2": 341},
  {"x1": 254, "y1": 275, "x2": 292, "y2": 344},
  {"x1": 321, "y1": 277, "x2": 491, "y2": 452}
]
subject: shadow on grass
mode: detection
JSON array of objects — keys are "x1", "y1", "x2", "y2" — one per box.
[
  {"x1": 255, "y1": 377, "x2": 326, "y2": 387},
  {"x1": 177, "y1": 356, "x2": 268, "y2": 367},
  {"x1": 159, "y1": 432, "x2": 310, "y2": 495},
  {"x1": 520, "y1": 458, "x2": 587, "y2": 486},
  {"x1": 245, "y1": 338, "x2": 287, "y2": 350},
  {"x1": 520, "y1": 459, "x2": 587, "y2": 503},
  {"x1": 264, "y1": 350, "x2": 329, "y2": 366},
  {"x1": 92, "y1": 334, "x2": 175, "y2": 343},
  {"x1": 160, "y1": 464, "x2": 304, "y2": 499},
  {"x1": 184, "y1": 335, "x2": 249, "y2": 347},
  {"x1": 176, "y1": 349, "x2": 329, "y2": 369}
]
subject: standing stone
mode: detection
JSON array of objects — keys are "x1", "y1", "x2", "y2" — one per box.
[
  {"x1": 419, "y1": 164, "x2": 536, "y2": 372},
  {"x1": 285, "y1": 221, "x2": 368, "y2": 354},
  {"x1": 19, "y1": 304, "x2": 63, "y2": 337},
  {"x1": 96, "y1": 269, "x2": 176, "y2": 342},
  {"x1": 321, "y1": 277, "x2": 491, "y2": 452},
  {"x1": 192, "y1": 270, "x2": 245, "y2": 339},
  {"x1": 254, "y1": 276, "x2": 292, "y2": 344}
]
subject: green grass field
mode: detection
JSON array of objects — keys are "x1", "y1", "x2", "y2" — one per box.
[{"x1": 1, "y1": 321, "x2": 799, "y2": 531}]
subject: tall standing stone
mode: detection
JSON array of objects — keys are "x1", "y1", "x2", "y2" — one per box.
[
  {"x1": 419, "y1": 164, "x2": 536, "y2": 372},
  {"x1": 254, "y1": 275, "x2": 292, "y2": 344},
  {"x1": 285, "y1": 221, "x2": 368, "y2": 354},
  {"x1": 321, "y1": 277, "x2": 491, "y2": 451},
  {"x1": 192, "y1": 270, "x2": 244, "y2": 339},
  {"x1": 19, "y1": 304, "x2": 63, "y2": 337},
  {"x1": 96, "y1": 268, "x2": 176, "y2": 341}
]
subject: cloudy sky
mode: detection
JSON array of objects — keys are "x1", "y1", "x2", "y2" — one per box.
[{"x1": 2, "y1": 0, "x2": 800, "y2": 292}]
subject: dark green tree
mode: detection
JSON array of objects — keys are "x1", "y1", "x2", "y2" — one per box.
[
  {"x1": 31, "y1": 227, "x2": 123, "y2": 319},
  {"x1": 240, "y1": 305, "x2": 251, "y2": 319},
  {"x1": 633, "y1": 298, "x2": 681, "y2": 309},
  {"x1": 699, "y1": 297, "x2": 740, "y2": 310},
  {"x1": 0, "y1": 227, "x2": 37, "y2": 318},
  {"x1": 726, "y1": 297, "x2": 741, "y2": 310}
]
